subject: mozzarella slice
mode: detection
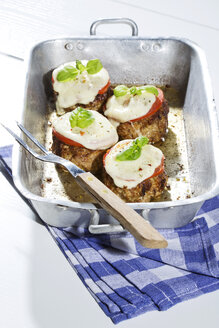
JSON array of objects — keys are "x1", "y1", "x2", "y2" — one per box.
[
  {"x1": 105, "y1": 88, "x2": 156, "y2": 122},
  {"x1": 104, "y1": 140, "x2": 163, "y2": 188},
  {"x1": 53, "y1": 109, "x2": 118, "y2": 150},
  {"x1": 52, "y1": 60, "x2": 109, "y2": 114}
]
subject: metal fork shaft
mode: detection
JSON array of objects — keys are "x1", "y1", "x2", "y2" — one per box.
[
  {"x1": 17, "y1": 122, "x2": 49, "y2": 154},
  {"x1": 1, "y1": 122, "x2": 84, "y2": 176}
]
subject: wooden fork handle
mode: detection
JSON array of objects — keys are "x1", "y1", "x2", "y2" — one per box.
[{"x1": 76, "y1": 172, "x2": 168, "y2": 249}]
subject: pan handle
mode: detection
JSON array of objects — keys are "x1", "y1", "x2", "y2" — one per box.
[
  {"x1": 90, "y1": 18, "x2": 138, "y2": 36},
  {"x1": 88, "y1": 209, "x2": 151, "y2": 234},
  {"x1": 88, "y1": 209, "x2": 124, "y2": 234}
]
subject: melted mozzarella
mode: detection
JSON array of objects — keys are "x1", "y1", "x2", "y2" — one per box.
[
  {"x1": 52, "y1": 60, "x2": 109, "y2": 114},
  {"x1": 53, "y1": 110, "x2": 118, "y2": 150},
  {"x1": 104, "y1": 140, "x2": 163, "y2": 188},
  {"x1": 105, "y1": 90, "x2": 156, "y2": 122},
  {"x1": 107, "y1": 118, "x2": 120, "y2": 129}
]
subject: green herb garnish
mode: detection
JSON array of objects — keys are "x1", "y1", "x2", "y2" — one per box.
[
  {"x1": 57, "y1": 59, "x2": 103, "y2": 82},
  {"x1": 57, "y1": 66, "x2": 78, "y2": 82},
  {"x1": 113, "y1": 85, "x2": 158, "y2": 97},
  {"x1": 129, "y1": 86, "x2": 137, "y2": 95},
  {"x1": 113, "y1": 85, "x2": 129, "y2": 97},
  {"x1": 116, "y1": 137, "x2": 149, "y2": 161},
  {"x1": 76, "y1": 60, "x2": 86, "y2": 73},
  {"x1": 69, "y1": 107, "x2": 95, "y2": 129},
  {"x1": 86, "y1": 59, "x2": 103, "y2": 75},
  {"x1": 139, "y1": 86, "x2": 158, "y2": 96}
]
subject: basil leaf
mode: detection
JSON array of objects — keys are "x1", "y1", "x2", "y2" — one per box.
[
  {"x1": 129, "y1": 86, "x2": 137, "y2": 95},
  {"x1": 56, "y1": 65, "x2": 79, "y2": 82},
  {"x1": 115, "y1": 147, "x2": 140, "y2": 161},
  {"x1": 76, "y1": 60, "x2": 86, "y2": 73},
  {"x1": 139, "y1": 86, "x2": 158, "y2": 96},
  {"x1": 115, "y1": 85, "x2": 158, "y2": 97},
  {"x1": 69, "y1": 112, "x2": 77, "y2": 128},
  {"x1": 116, "y1": 137, "x2": 149, "y2": 161},
  {"x1": 129, "y1": 86, "x2": 142, "y2": 96},
  {"x1": 135, "y1": 88, "x2": 143, "y2": 95},
  {"x1": 69, "y1": 107, "x2": 95, "y2": 129},
  {"x1": 86, "y1": 59, "x2": 103, "y2": 75},
  {"x1": 135, "y1": 136, "x2": 148, "y2": 148},
  {"x1": 113, "y1": 85, "x2": 129, "y2": 97}
]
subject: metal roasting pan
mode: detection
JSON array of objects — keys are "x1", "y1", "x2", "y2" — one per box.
[{"x1": 12, "y1": 18, "x2": 219, "y2": 233}]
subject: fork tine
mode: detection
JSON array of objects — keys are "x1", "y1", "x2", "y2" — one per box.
[
  {"x1": 16, "y1": 122, "x2": 49, "y2": 154},
  {"x1": 1, "y1": 122, "x2": 85, "y2": 175},
  {"x1": 0, "y1": 122, "x2": 42, "y2": 157}
]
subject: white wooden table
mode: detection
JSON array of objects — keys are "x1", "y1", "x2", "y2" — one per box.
[{"x1": 0, "y1": 1, "x2": 219, "y2": 327}]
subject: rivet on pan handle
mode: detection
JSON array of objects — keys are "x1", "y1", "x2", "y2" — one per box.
[{"x1": 90, "y1": 18, "x2": 138, "y2": 36}]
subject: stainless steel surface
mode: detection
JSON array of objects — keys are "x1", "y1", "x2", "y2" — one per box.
[
  {"x1": 90, "y1": 18, "x2": 138, "y2": 36},
  {"x1": 12, "y1": 18, "x2": 219, "y2": 230},
  {"x1": 88, "y1": 209, "x2": 124, "y2": 234}
]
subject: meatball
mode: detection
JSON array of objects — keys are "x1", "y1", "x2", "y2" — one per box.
[
  {"x1": 102, "y1": 169, "x2": 167, "y2": 203},
  {"x1": 52, "y1": 135, "x2": 105, "y2": 174},
  {"x1": 116, "y1": 99, "x2": 169, "y2": 143},
  {"x1": 54, "y1": 87, "x2": 111, "y2": 114}
]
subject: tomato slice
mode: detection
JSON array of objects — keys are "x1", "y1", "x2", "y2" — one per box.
[
  {"x1": 146, "y1": 155, "x2": 165, "y2": 180},
  {"x1": 103, "y1": 149, "x2": 111, "y2": 166},
  {"x1": 130, "y1": 88, "x2": 164, "y2": 122},
  {"x1": 53, "y1": 128, "x2": 84, "y2": 147},
  {"x1": 98, "y1": 80, "x2": 111, "y2": 94}
]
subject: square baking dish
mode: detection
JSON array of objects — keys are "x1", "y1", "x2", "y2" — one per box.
[{"x1": 12, "y1": 19, "x2": 219, "y2": 230}]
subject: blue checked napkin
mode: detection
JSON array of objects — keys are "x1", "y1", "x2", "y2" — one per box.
[{"x1": 1, "y1": 145, "x2": 219, "y2": 324}]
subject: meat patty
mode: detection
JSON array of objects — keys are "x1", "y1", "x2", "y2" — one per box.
[
  {"x1": 52, "y1": 135, "x2": 105, "y2": 174},
  {"x1": 116, "y1": 99, "x2": 169, "y2": 143},
  {"x1": 102, "y1": 169, "x2": 167, "y2": 202},
  {"x1": 54, "y1": 87, "x2": 112, "y2": 114}
]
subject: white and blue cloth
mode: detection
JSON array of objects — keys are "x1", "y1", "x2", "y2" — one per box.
[{"x1": 1, "y1": 145, "x2": 219, "y2": 324}]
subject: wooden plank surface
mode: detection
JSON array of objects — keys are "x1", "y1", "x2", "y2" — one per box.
[{"x1": 110, "y1": 0, "x2": 219, "y2": 30}]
